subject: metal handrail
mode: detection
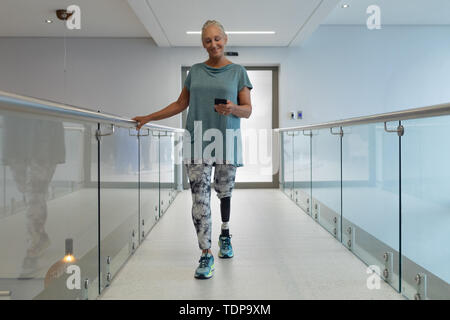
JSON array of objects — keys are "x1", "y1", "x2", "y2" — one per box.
[
  {"x1": 274, "y1": 102, "x2": 450, "y2": 132},
  {"x1": 0, "y1": 90, "x2": 184, "y2": 133}
]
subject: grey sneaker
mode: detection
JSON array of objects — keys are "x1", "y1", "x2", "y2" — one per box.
[
  {"x1": 194, "y1": 253, "x2": 215, "y2": 279},
  {"x1": 218, "y1": 234, "x2": 234, "y2": 259}
]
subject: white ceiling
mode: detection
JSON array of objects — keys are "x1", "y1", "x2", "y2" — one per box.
[
  {"x1": 1, "y1": 0, "x2": 448, "y2": 47},
  {"x1": 127, "y1": 0, "x2": 340, "y2": 47},
  {"x1": 0, "y1": 0, "x2": 149, "y2": 37},
  {"x1": 0, "y1": 0, "x2": 341, "y2": 47},
  {"x1": 323, "y1": 0, "x2": 450, "y2": 25}
]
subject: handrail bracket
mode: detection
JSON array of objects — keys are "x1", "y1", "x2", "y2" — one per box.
[
  {"x1": 384, "y1": 122, "x2": 404, "y2": 137},
  {"x1": 330, "y1": 127, "x2": 344, "y2": 137},
  {"x1": 96, "y1": 124, "x2": 115, "y2": 141}
]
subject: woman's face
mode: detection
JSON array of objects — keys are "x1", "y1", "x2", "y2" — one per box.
[{"x1": 202, "y1": 25, "x2": 227, "y2": 59}]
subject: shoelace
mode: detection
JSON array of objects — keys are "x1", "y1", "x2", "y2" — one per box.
[
  {"x1": 199, "y1": 255, "x2": 210, "y2": 268},
  {"x1": 221, "y1": 237, "x2": 231, "y2": 250}
]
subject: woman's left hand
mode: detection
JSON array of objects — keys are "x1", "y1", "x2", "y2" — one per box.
[{"x1": 215, "y1": 100, "x2": 235, "y2": 116}]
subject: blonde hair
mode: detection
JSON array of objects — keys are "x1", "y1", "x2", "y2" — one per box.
[{"x1": 201, "y1": 20, "x2": 226, "y2": 39}]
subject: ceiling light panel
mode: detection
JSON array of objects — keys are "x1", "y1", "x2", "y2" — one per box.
[{"x1": 146, "y1": 0, "x2": 323, "y2": 46}]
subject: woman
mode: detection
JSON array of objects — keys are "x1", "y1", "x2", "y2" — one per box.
[{"x1": 133, "y1": 20, "x2": 253, "y2": 279}]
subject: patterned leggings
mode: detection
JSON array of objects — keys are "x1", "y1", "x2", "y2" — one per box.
[{"x1": 185, "y1": 163, "x2": 237, "y2": 250}]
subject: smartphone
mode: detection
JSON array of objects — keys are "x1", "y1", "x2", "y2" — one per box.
[{"x1": 214, "y1": 98, "x2": 227, "y2": 113}]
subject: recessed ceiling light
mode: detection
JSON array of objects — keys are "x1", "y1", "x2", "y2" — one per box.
[
  {"x1": 341, "y1": 4, "x2": 350, "y2": 8},
  {"x1": 228, "y1": 31, "x2": 275, "y2": 35},
  {"x1": 186, "y1": 31, "x2": 276, "y2": 35},
  {"x1": 45, "y1": 19, "x2": 53, "y2": 23}
]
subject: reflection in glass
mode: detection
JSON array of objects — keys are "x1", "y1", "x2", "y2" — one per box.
[
  {"x1": 0, "y1": 111, "x2": 98, "y2": 299},
  {"x1": 2, "y1": 114, "x2": 65, "y2": 277}
]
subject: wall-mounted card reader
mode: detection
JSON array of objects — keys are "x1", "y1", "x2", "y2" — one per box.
[{"x1": 290, "y1": 111, "x2": 296, "y2": 120}]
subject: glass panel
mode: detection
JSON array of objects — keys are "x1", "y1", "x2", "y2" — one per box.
[
  {"x1": 401, "y1": 117, "x2": 450, "y2": 300},
  {"x1": 139, "y1": 129, "x2": 160, "y2": 241},
  {"x1": 311, "y1": 128, "x2": 341, "y2": 236},
  {"x1": 293, "y1": 131, "x2": 311, "y2": 215},
  {"x1": 0, "y1": 111, "x2": 98, "y2": 299},
  {"x1": 159, "y1": 131, "x2": 174, "y2": 216},
  {"x1": 237, "y1": 69, "x2": 273, "y2": 183},
  {"x1": 281, "y1": 131, "x2": 294, "y2": 199},
  {"x1": 342, "y1": 123, "x2": 400, "y2": 292},
  {"x1": 174, "y1": 132, "x2": 183, "y2": 193},
  {"x1": 98, "y1": 125, "x2": 138, "y2": 292}
]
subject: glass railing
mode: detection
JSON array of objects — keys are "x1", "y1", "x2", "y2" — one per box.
[
  {"x1": 277, "y1": 103, "x2": 450, "y2": 300},
  {"x1": 0, "y1": 90, "x2": 183, "y2": 300},
  {"x1": 293, "y1": 130, "x2": 311, "y2": 216}
]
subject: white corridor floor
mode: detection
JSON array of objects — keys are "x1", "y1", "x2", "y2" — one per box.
[{"x1": 99, "y1": 189, "x2": 404, "y2": 300}]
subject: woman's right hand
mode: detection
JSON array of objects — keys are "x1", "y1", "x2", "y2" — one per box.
[{"x1": 132, "y1": 115, "x2": 150, "y2": 130}]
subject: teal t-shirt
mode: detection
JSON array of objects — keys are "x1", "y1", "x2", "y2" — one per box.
[{"x1": 183, "y1": 62, "x2": 253, "y2": 167}]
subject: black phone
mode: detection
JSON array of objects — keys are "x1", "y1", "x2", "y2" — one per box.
[{"x1": 214, "y1": 98, "x2": 227, "y2": 112}]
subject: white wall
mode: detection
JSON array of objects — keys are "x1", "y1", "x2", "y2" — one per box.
[
  {"x1": 1, "y1": 25, "x2": 449, "y2": 129},
  {"x1": 0, "y1": 37, "x2": 189, "y2": 128},
  {"x1": 0, "y1": 37, "x2": 283, "y2": 128},
  {"x1": 284, "y1": 25, "x2": 450, "y2": 126}
]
